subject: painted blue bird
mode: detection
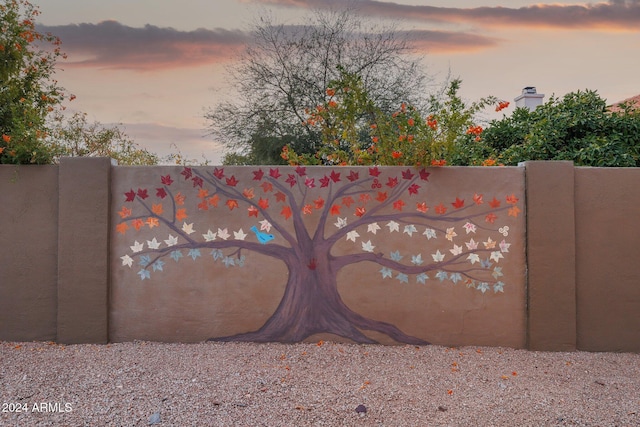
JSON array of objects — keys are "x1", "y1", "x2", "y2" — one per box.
[{"x1": 250, "y1": 226, "x2": 275, "y2": 244}]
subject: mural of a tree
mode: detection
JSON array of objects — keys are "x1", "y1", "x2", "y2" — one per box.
[{"x1": 115, "y1": 166, "x2": 522, "y2": 344}]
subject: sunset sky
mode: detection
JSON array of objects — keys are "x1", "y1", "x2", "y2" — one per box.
[{"x1": 30, "y1": 0, "x2": 640, "y2": 164}]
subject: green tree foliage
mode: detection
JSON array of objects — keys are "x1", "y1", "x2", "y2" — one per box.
[
  {"x1": 1, "y1": 0, "x2": 158, "y2": 165},
  {"x1": 481, "y1": 90, "x2": 640, "y2": 167},
  {"x1": 1, "y1": 0, "x2": 66, "y2": 164},
  {"x1": 49, "y1": 112, "x2": 159, "y2": 165},
  {"x1": 282, "y1": 70, "x2": 504, "y2": 167},
  {"x1": 207, "y1": 7, "x2": 431, "y2": 165}
]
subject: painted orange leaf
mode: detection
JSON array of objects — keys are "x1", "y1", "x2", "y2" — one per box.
[
  {"x1": 302, "y1": 204, "x2": 313, "y2": 215},
  {"x1": 330, "y1": 204, "x2": 341, "y2": 215},
  {"x1": 248, "y1": 206, "x2": 259, "y2": 217},
  {"x1": 342, "y1": 196, "x2": 355, "y2": 207},
  {"x1": 197, "y1": 200, "x2": 209, "y2": 210},
  {"x1": 132, "y1": 218, "x2": 144, "y2": 230},
  {"x1": 118, "y1": 206, "x2": 132, "y2": 219},
  {"x1": 208, "y1": 194, "x2": 220, "y2": 207},
  {"x1": 376, "y1": 192, "x2": 387, "y2": 202},
  {"x1": 258, "y1": 198, "x2": 269, "y2": 210},
  {"x1": 175, "y1": 192, "x2": 186, "y2": 206},
  {"x1": 146, "y1": 217, "x2": 159, "y2": 228},
  {"x1": 226, "y1": 199, "x2": 239, "y2": 210},
  {"x1": 416, "y1": 202, "x2": 428, "y2": 213},
  {"x1": 452, "y1": 197, "x2": 464, "y2": 209},
  {"x1": 275, "y1": 191, "x2": 286, "y2": 203},
  {"x1": 435, "y1": 203, "x2": 447, "y2": 215},
  {"x1": 261, "y1": 181, "x2": 273, "y2": 193},
  {"x1": 116, "y1": 222, "x2": 129, "y2": 234},
  {"x1": 506, "y1": 194, "x2": 519, "y2": 204},
  {"x1": 176, "y1": 208, "x2": 188, "y2": 221},
  {"x1": 393, "y1": 199, "x2": 405, "y2": 211},
  {"x1": 489, "y1": 197, "x2": 501, "y2": 208},
  {"x1": 355, "y1": 206, "x2": 366, "y2": 217},
  {"x1": 485, "y1": 213, "x2": 497, "y2": 223},
  {"x1": 314, "y1": 197, "x2": 325, "y2": 209},
  {"x1": 359, "y1": 193, "x2": 371, "y2": 203},
  {"x1": 473, "y1": 193, "x2": 484, "y2": 205},
  {"x1": 508, "y1": 206, "x2": 521, "y2": 217},
  {"x1": 281, "y1": 205, "x2": 292, "y2": 220},
  {"x1": 197, "y1": 188, "x2": 209, "y2": 199},
  {"x1": 243, "y1": 188, "x2": 255, "y2": 199},
  {"x1": 151, "y1": 203, "x2": 163, "y2": 215}
]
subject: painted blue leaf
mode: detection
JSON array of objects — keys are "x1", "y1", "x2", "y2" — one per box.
[
  {"x1": 416, "y1": 273, "x2": 429, "y2": 284},
  {"x1": 379, "y1": 267, "x2": 393, "y2": 279},
  {"x1": 152, "y1": 259, "x2": 165, "y2": 272},
  {"x1": 170, "y1": 250, "x2": 183, "y2": 262},
  {"x1": 137, "y1": 269, "x2": 151, "y2": 280},
  {"x1": 396, "y1": 273, "x2": 409, "y2": 283},
  {"x1": 188, "y1": 249, "x2": 201, "y2": 260},
  {"x1": 390, "y1": 250, "x2": 403, "y2": 262},
  {"x1": 436, "y1": 271, "x2": 448, "y2": 282},
  {"x1": 139, "y1": 255, "x2": 151, "y2": 267}
]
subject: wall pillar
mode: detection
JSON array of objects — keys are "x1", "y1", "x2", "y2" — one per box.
[
  {"x1": 57, "y1": 157, "x2": 112, "y2": 343},
  {"x1": 524, "y1": 161, "x2": 576, "y2": 351}
]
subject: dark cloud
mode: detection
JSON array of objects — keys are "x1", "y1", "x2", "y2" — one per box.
[
  {"x1": 247, "y1": 0, "x2": 640, "y2": 31},
  {"x1": 406, "y1": 29, "x2": 499, "y2": 53},
  {"x1": 36, "y1": 19, "x2": 497, "y2": 71},
  {"x1": 37, "y1": 21, "x2": 250, "y2": 70}
]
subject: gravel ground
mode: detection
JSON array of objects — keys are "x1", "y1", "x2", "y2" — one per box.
[{"x1": 1, "y1": 341, "x2": 639, "y2": 426}]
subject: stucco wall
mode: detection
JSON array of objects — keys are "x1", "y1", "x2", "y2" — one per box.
[
  {"x1": 1, "y1": 159, "x2": 639, "y2": 352},
  {"x1": 0, "y1": 165, "x2": 59, "y2": 341},
  {"x1": 574, "y1": 168, "x2": 640, "y2": 352}
]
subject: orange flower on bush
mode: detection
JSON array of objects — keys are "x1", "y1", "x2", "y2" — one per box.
[
  {"x1": 407, "y1": 117, "x2": 415, "y2": 126},
  {"x1": 495, "y1": 101, "x2": 510, "y2": 112},
  {"x1": 426, "y1": 115, "x2": 438, "y2": 130},
  {"x1": 431, "y1": 159, "x2": 446, "y2": 166},
  {"x1": 2, "y1": 134, "x2": 10, "y2": 143},
  {"x1": 391, "y1": 151, "x2": 402, "y2": 159},
  {"x1": 326, "y1": 88, "x2": 335, "y2": 97}
]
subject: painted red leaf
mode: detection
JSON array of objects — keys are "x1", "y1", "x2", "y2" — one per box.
[
  {"x1": 452, "y1": 197, "x2": 464, "y2": 209},
  {"x1": 295, "y1": 166, "x2": 307, "y2": 176},
  {"x1": 125, "y1": 189, "x2": 136, "y2": 202},
  {"x1": 386, "y1": 177, "x2": 398, "y2": 188},
  {"x1": 181, "y1": 167, "x2": 192, "y2": 180},
  {"x1": 347, "y1": 170, "x2": 359, "y2": 182},
  {"x1": 408, "y1": 184, "x2": 420, "y2": 195},
  {"x1": 192, "y1": 176, "x2": 203, "y2": 188},
  {"x1": 369, "y1": 167, "x2": 381, "y2": 177},
  {"x1": 419, "y1": 169, "x2": 430, "y2": 181},
  {"x1": 225, "y1": 175, "x2": 239, "y2": 187},
  {"x1": 489, "y1": 197, "x2": 501, "y2": 208},
  {"x1": 304, "y1": 177, "x2": 315, "y2": 188},
  {"x1": 252, "y1": 169, "x2": 264, "y2": 181},
  {"x1": 319, "y1": 175, "x2": 330, "y2": 188},
  {"x1": 161, "y1": 175, "x2": 173, "y2": 185},
  {"x1": 285, "y1": 174, "x2": 297, "y2": 187},
  {"x1": 137, "y1": 188, "x2": 149, "y2": 199},
  {"x1": 402, "y1": 169, "x2": 414, "y2": 180},
  {"x1": 330, "y1": 170, "x2": 341, "y2": 183},
  {"x1": 156, "y1": 188, "x2": 167, "y2": 199},
  {"x1": 213, "y1": 167, "x2": 224, "y2": 179},
  {"x1": 269, "y1": 168, "x2": 281, "y2": 179}
]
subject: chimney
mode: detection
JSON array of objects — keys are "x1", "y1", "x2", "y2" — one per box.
[{"x1": 514, "y1": 87, "x2": 544, "y2": 111}]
